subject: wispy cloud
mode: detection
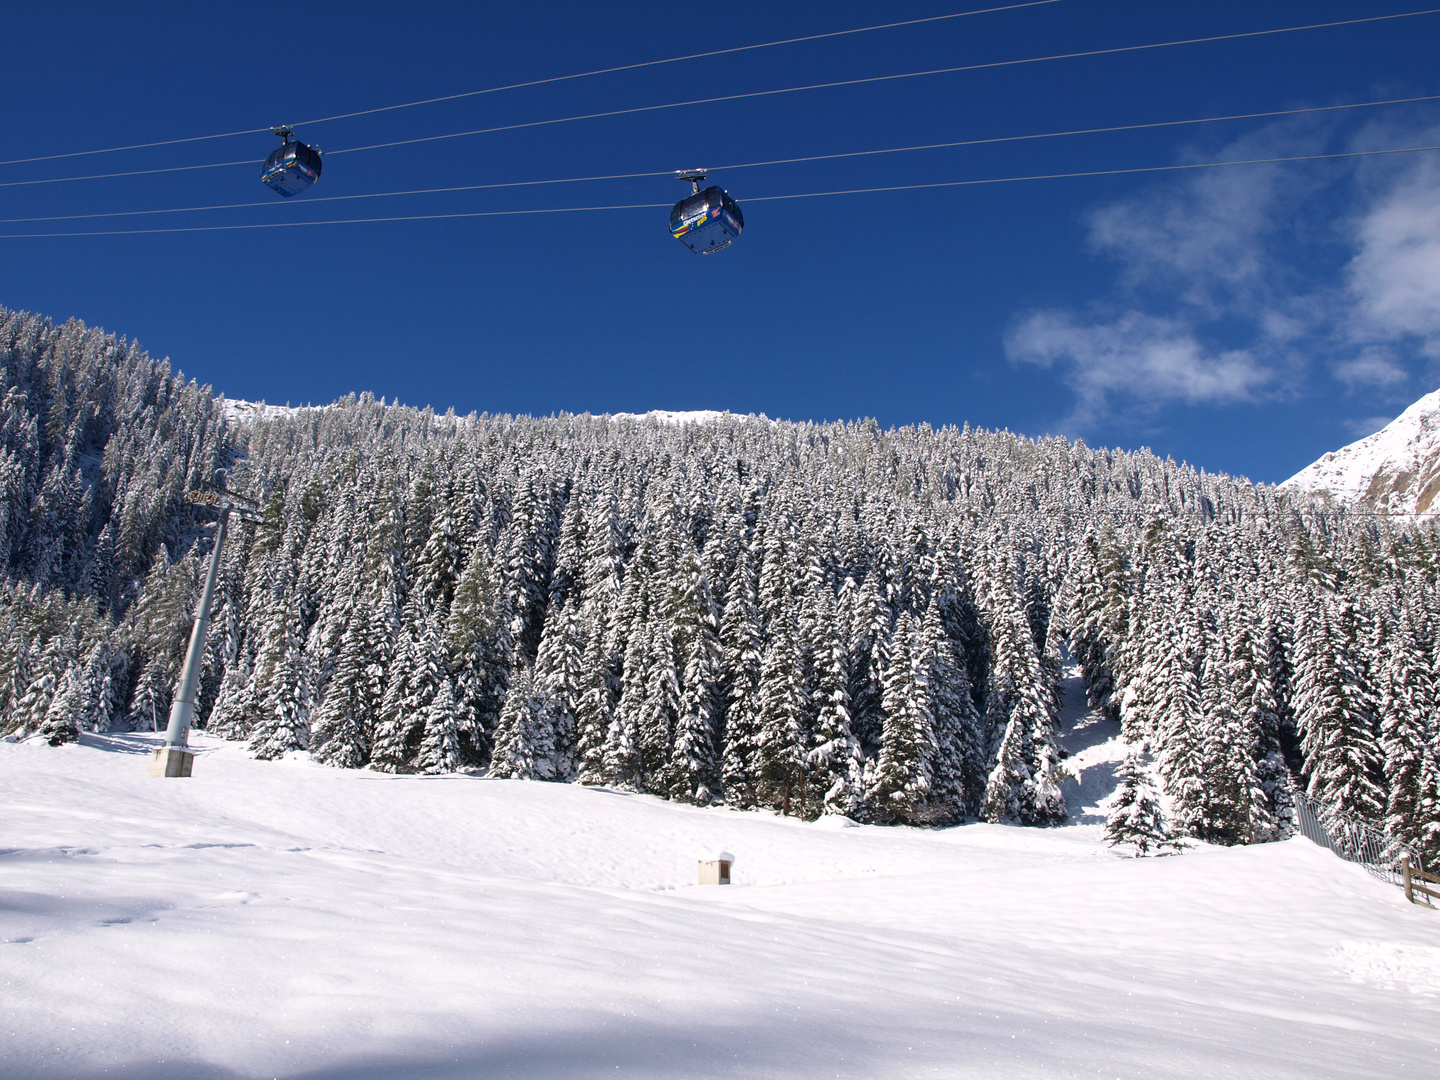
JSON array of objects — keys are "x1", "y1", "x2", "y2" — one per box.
[
  {"x1": 1333, "y1": 346, "x2": 1409, "y2": 388},
  {"x1": 1342, "y1": 414, "x2": 1394, "y2": 439},
  {"x1": 1344, "y1": 155, "x2": 1440, "y2": 360},
  {"x1": 1007, "y1": 311, "x2": 1272, "y2": 431},
  {"x1": 1004, "y1": 114, "x2": 1440, "y2": 432}
]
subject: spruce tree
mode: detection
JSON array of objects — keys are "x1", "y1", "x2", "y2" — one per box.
[
  {"x1": 490, "y1": 667, "x2": 545, "y2": 780},
  {"x1": 871, "y1": 614, "x2": 937, "y2": 824},
  {"x1": 806, "y1": 590, "x2": 864, "y2": 818},
  {"x1": 1294, "y1": 600, "x2": 1385, "y2": 824},
  {"x1": 753, "y1": 613, "x2": 808, "y2": 814},
  {"x1": 1105, "y1": 752, "x2": 1173, "y2": 855},
  {"x1": 1378, "y1": 605, "x2": 1435, "y2": 854}
]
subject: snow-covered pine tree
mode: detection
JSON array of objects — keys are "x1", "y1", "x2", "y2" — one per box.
[
  {"x1": 574, "y1": 609, "x2": 617, "y2": 785},
  {"x1": 1104, "y1": 752, "x2": 1173, "y2": 855},
  {"x1": 805, "y1": 587, "x2": 864, "y2": 819},
  {"x1": 370, "y1": 625, "x2": 420, "y2": 772},
  {"x1": 636, "y1": 620, "x2": 681, "y2": 792},
  {"x1": 719, "y1": 539, "x2": 764, "y2": 804},
  {"x1": 248, "y1": 598, "x2": 310, "y2": 760},
  {"x1": 670, "y1": 609, "x2": 723, "y2": 805},
  {"x1": 1378, "y1": 604, "x2": 1435, "y2": 855},
  {"x1": 490, "y1": 664, "x2": 554, "y2": 780},
  {"x1": 870, "y1": 613, "x2": 937, "y2": 824},
  {"x1": 414, "y1": 676, "x2": 463, "y2": 777},
  {"x1": 1294, "y1": 599, "x2": 1385, "y2": 825},
  {"x1": 752, "y1": 612, "x2": 809, "y2": 814},
  {"x1": 533, "y1": 599, "x2": 587, "y2": 780},
  {"x1": 1181, "y1": 631, "x2": 1256, "y2": 845},
  {"x1": 920, "y1": 597, "x2": 981, "y2": 822},
  {"x1": 308, "y1": 612, "x2": 379, "y2": 768},
  {"x1": 599, "y1": 622, "x2": 648, "y2": 789},
  {"x1": 978, "y1": 547, "x2": 1066, "y2": 826},
  {"x1": 448, "y1": 538, "x2": 509, "y2": 763},
  {"x1": 35, "y1": 663, "x2": 83, "y2": 745}
]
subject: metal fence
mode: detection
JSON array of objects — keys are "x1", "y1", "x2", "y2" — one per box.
[{"x1": 1293, "y1": 790, "x2": 1417, "y2": 887}]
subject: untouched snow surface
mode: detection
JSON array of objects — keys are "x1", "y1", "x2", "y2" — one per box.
[
  {"x1": 220, "y1": 398, "x2": 311, "y2": 423},
  {"x1": 222, "y1": 399, "x2": 761, "y2": 430},
  {"x1": 1283, "y1": 387, "x2": 1440, "y2": 513},
  {"x1": 3, "y1": 723, "x2": 1437, "y2": 1079},
  {"x1": 608, "y1": 409, "x2": 737, "y2": 426}
]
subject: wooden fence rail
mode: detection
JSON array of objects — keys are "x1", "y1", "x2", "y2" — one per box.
[{"x1": 1401, "y1": 857, "x2": 1439, "y2": 908}]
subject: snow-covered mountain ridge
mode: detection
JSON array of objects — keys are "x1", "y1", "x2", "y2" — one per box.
[
  {"x1": 221, "y1": 397, "x2": 311, "y2": 422},
  {"x1": 223, "y1": 398, "x2": 759, "y2": 428},
  {"x1": 1284, "y1": 388, "x2": 1440, "y2": 513}
]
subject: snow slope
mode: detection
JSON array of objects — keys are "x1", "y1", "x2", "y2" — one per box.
[
  {"x1": 220, "y1": 398, "x2": 311, "y2": 423},
  {"x1": 1284, "y1": 388, "x2": 1440, "y2": 513},
  {"x1": 4, "y1": 723, "x2": 1437, "y2": 1080},
  {"x1": 609, "y1": 409, "x2": 738, "y2": 426},
  {"x1": 222, "y1": 399, "x2": 762, "y2": 430}
]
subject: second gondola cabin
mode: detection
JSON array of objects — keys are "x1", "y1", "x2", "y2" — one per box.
[
  {"x1": 670, "y1": 170, "x2": 743, "y2": 254},
  {"x1": 261, "y1": 126, "x2": 323, "y2": 198}
]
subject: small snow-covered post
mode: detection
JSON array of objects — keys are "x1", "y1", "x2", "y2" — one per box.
[{"x1": 149, "y1": 483, "x2": 259, "y2": 778}]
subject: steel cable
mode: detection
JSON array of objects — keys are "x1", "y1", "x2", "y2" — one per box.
[
  {"x1": 6, "y1": 7, "x2": 1437, "y2": 189},
  {"x1": 4, "y1": 142, "x2": 1436, "y2": 239}
]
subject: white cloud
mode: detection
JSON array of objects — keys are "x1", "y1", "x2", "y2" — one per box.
[
  {"x1": 1005, "y1": 116, "x2": 1440, "y2": 428},
  {"x1": 1086, "y1": 159, "x2": 1288, "y2": 312},
  {"x1": 1333, "y1": 346, "x2": 1409, "y2": 388},
  {"x1": 1342, "y1": 414, "x2": 1394, "y2": 439},
  {"x1": 1345, "y1": 156, "x2": 1440, "y2": 359},
  {"x1": 1006, "y1": 310, "x2": 1272, "y2": 429}
]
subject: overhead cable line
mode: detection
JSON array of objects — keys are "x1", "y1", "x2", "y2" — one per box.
[
  {"x1": 5, "y1": 142, "x2": 1435, "y2": 239},
  {"x1": 0, "y1": 0, "x2": 1063, "y2": 168},
  {"x1": 327, "y1": 7, "x2": 1440, "y2": 156},
  {"x1": 5, "y1": 93, "x2": 1436, "y2": 225},
  {"x1": 0, "y1": 158, "x2": 254, "y2": 190},
  {"x1": 9, "y1": 7, "x2": 1440, "y2": 189},
  {"x1": 741, "y1": 143, "x2": 1440, "y2": 203},
  {"x1": 296, "y1": 0, "x2": 1065, "y2": 127}
]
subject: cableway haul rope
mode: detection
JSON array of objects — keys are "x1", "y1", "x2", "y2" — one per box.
[
  {"x1": 328, "y1": 9, "x2": 1440, "y2": 159},
  {"x1": 6, "y1": 8, "x2": 1439, "y2": 189},
  {"x1": 5, "y1": 7, "x2": 1437, "y2": 252},
  {"x1": 4, "y1": 94, "x2": 1435, "y2": 225},
  {"x1": 0, "y1": 0, "x2": 1065, "y2": 168},
  {"x1": 5, "y1": 143, "x2": 1436, "y2": 239}
]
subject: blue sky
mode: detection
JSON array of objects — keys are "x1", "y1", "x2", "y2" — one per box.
[{"x1": 3, "y1": 0, "x2": 1438, "y2": 483}]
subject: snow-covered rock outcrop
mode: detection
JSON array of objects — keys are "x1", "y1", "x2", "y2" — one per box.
[{"x1": 1284, "y1": 388, "x2": 1440, "y2": 513}]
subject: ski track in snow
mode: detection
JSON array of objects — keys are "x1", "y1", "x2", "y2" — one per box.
[{"x1": 2, "y1": 731, "x2": 1437, "y2": 1080}]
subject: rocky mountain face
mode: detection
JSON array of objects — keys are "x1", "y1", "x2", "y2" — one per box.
[{"x1": 1284, "y1": 388, "x2": 1440, "y2": 513}]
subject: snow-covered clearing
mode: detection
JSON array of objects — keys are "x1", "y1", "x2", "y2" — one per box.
[{"x1": 3, "y1": 690, "x2": 1436, "y2": 1079}]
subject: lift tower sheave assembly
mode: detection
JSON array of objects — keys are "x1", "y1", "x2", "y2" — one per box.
[{"x1": 148, "y1": 483, "x2": 261, "y2": 778}]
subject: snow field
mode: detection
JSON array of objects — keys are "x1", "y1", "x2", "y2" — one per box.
[{"x1": 2, "y1": 731, "x2": 1437, "y2": 1080}]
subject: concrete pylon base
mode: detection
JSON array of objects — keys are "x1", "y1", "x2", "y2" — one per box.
[{"x1": 148, "y1": 746, "x2": 194, "y2": 778}]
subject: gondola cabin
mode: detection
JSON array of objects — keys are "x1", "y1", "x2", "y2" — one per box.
[
  {"x1": 670, "y1": 171, "x2": 743, "y2": 254},
  {"x1": 261, "y1": 126, "x2": 322, "y2": 198}
]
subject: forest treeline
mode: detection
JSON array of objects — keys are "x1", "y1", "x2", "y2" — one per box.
[{"x1": 2, "y1": 306, "x2": 1437, "y2": 859}]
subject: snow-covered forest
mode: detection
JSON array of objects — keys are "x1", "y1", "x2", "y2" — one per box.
[{"x1": 2, "y1": 307, "x2": 1437, "y2": 859}]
